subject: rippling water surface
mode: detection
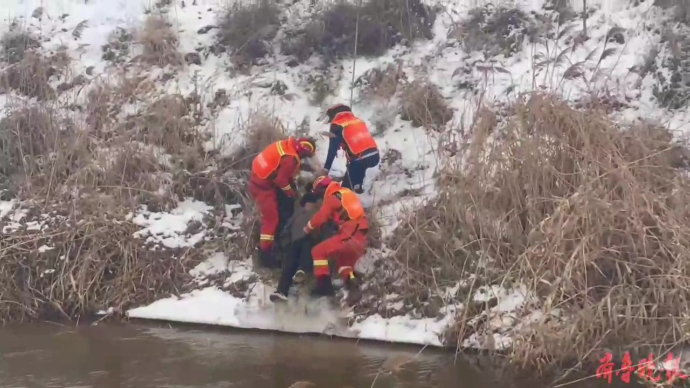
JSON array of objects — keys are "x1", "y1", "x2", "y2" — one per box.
[{"x1": 0, "y1": 322, "x2": 641, "y2": 388}]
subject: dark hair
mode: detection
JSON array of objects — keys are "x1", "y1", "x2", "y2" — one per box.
[
  {"x1": 326, "y1": 104, "x2": 352, "y2": 123},
  {"x1": 299, "y1": 192, "x2": 320, "y2": 207}
]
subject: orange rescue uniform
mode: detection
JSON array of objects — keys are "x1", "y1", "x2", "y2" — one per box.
[
  {"x1": 306, "y1": 182, "x2": 369, "y2": 280},
  {"x1": 331, "y1": 111, "x2": 377, "y2": 160},
  {"x1": 249, "y1": 138, "x2": 302, "y2": 251}
]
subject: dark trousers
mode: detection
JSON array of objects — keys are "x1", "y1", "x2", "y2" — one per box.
[
  {"x1": 276, "y1": 237, "x2": 315, "y2": 295},
  {"x1": 274, "y1": 191, "x2": 295, "y2": 250},
  {"x1": 342, "y1": 151, "x2": 380, "y2": 191}
]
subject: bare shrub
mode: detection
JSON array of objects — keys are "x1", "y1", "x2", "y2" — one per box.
[
  {"x1": 450, "y1": 6, "x2": 541, "y2": 57},
  {"x1": 543, "y1": 0, "x2": 576, "y2": 23},
  {"x1": 651, "y1": 29, "x2": 690, "y2": 109},
  {"x1": 85, "y1": 76, "x2": 156, "y2": 132},
  {"x1": 396, "y1": 94, "x2": 690, "y2": 365},
  {"x1": 0, "y1": 52, "x2": 61, "y2": 100},
  {"x1": 137, "y1": 14, "x2": 184, "y2": 67},
  {"x1": 130, "y1": 94, "x2": 206, "y2": 154},
  {"x1": 282, "y1": 0, "x2": 435, "y2": 63},
  {"x1": 227, "y1": 113, "x2": 287, "y2": 172},
  {"x1": 1, "y1": 29, "x2": 40, "y2": 64},
  {"x1": 216, "y1": 0, "x2": 280, "y2": 65},
  {"x1": 102, "y1": 27, "x2": 134, "y2": 64},
  {"x1": 354, "y1": 62, "x2": 406, "y2": 102},
  {"x1": 400, "y1": 79, "x2": 453, "y2": 130}
]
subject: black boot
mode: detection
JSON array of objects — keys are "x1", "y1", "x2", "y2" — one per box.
[
  {"x1": 258, "y1": 249, "x2": 281, "y2": 269},
  {"x1": 311, "y1": 276, "x2": 335, "y2": 298}
]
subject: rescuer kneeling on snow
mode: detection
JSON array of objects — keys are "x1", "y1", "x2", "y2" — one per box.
[
  {"x1": 249, "y1": 136, "x2": 317, "y2": 269},
  {"x1": 321, "y1": 104, "x2": 379, "y2": 194},
  {"x1": 304, "y1": 176, "x2": 368, "y2": 304}
]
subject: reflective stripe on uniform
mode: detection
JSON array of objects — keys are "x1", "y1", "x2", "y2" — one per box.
[
  {"x1": 281, "y1": 185, "x2": 292, "y2": 191},
  {"x1": 259, "y1": 234, "x2": 274, "y2": 241},
  {"x1": 337, "y1": 119, "x2": 363, "y2": 127},
  {"x1": 277, "y1": 141, "x2": 285, "y2": 156},
  {"x1": 314, "y1": 259, "x2": 329, "y2": 267}
]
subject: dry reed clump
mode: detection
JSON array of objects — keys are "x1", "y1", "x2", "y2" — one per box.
[
  {"x1": 282, "y1": 0, "x2": 435, "y2": 63},
  {"x1": 449, "y1": 6, "x2": 542, "y2": 57},
  {"x1": 400, "y1": 79, "x2": 453, "y2": 130},
  {"x1": 395, "y1": 93, "x2": 690, "y2": 365},
  {"x1": 0, "y1": 104, "x2": 85, "y2": 189},
  {"x1": 0, "y1": 202, "x2": 202, "y2": 322},
  {"x1": 216, "y1": 0, "x2": 280, "y2": 67},
  {"x1": 0, "y1": 85, "x2": 220, "y2": 322},
  {"x1": 128, "y1": 94, "x2": 206, "y2": 155},
  {"x1": 227, "y1": 113, "x2": 287, "y2": 172},
  {"x1": 353, "y1": 62, "x2": 406, "y2": 102},
  {"x1": 0, "y1": 51, "x2": 64, "y2": 100},
  {"x1": 1, "y1": 29, "x2": 40, "y2": 64},
  {"x1": 137, "y1": 14, "x2": 184, "y2": 67}
]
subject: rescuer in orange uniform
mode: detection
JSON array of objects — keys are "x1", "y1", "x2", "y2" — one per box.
[
  {"x1": 303, "y1": 176, "x2": 368, "y2": 301},
  {"x1": 250, "y1": 136, "x2": 317, "y2": 268},
  {"x1": 321, "y1": 104, "x2": 379, "y2": 194}
]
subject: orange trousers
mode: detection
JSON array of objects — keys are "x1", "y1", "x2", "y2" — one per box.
[
  {"x1": 311, "y1": 230, "x2": 367, "y2": 280},
  {"x1": 248, "y1": 179, "x2": 279, "y2": 251}
]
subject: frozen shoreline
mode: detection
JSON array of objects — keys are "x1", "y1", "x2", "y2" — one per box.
[{"x1": 1, "y1": 0, "x2": 690, "y2": 356}]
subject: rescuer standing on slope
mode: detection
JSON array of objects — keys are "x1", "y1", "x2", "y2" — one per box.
[
  {"x1": 304, "y1": 176, "x2": 368, "y2": 305},
  {"x1": 321, "y1": 104, "x2": 379, "y2": 194},
  {"x1": 249, "y1": 136, "x2": 317, "y2": 269}
]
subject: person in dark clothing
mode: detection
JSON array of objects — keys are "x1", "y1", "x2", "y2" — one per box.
[
  {"x1": 270, "y1": 192, "x2": 319, "y2": 302},
  {"x1": 270, "y1": 190, "x2": 338, "y2": 302},
  {"x1": 320, "y1": 104, "x2": 380, "y2": 194}
]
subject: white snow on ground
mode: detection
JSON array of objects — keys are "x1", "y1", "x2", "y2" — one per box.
[
  {"x1": 129, "y1": 255, "x2": 458, "y2": 346},
  {"x1": 126, "y1": 205, "x2": 462, "y2": 347},
  {"x1": 2, "y1": 0, "x2": 689, "y2": 349},
  {"x1": 130, "y1": 199, "x2": 212, "y2": 249},
  {"x1": 0, "y1": 200, "x2": 15, "y2": 219}
]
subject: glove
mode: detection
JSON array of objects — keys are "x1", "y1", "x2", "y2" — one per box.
[
  {"x1": 281, "y1": 185, "x2": 296, "y2": 198},
  {"x1": 303, "y1": 222, "x2": 316, "y2": 235}
]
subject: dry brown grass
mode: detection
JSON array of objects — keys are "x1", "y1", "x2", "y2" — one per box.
[
  {"x1": 282, "y1": 0, "x2": 435, "y2": 63},
  {"x1": 216, "y1": 0, "x2": 280, "y2": 68},
  {"x1": 393, "y1": 93, "x2": 690, "y2": 366},
  {"x1": 1, "y1": 29, "x2": 40, "y2": 64},
  {"x1": 0, "y1": 72, "x2": 241, "y2": 322},
  {"x1": 400, "y1": 79, "x2": 453, "y2": 130},
  {"x1": 0, "y1": 202, "x2": 202, "y2": 322},
  {"x1": 354, "y1": 62, "x2": 406, "y2": 102},
  {"x1": 0, "y1": 51, "x2": 66, "y2": 100},
  {"x1": 137, "y1": 14, "x2": 184, "y2": 67},
  {"x1": 227, "y1": 112, "x2": 287, "y2": 173}
]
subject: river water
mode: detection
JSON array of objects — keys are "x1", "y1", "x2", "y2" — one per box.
[{"x1": 0, "y1": 322, "x2": 641, "y2": 388}]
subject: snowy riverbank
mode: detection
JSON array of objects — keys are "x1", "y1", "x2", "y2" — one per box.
[{"x1": 2, "y1": 0, "x2": 690, "y2": 360}]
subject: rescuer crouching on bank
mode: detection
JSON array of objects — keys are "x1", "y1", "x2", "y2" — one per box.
[
  {"x1": 321, "y1": 104, "x2": 380, "y2": 194},
  {"x1": 303, "y1": 176, "x2": 368, "y2": 305},
  {"x1": 249, "y1": 136, "x2": 317, "y2": 269}
]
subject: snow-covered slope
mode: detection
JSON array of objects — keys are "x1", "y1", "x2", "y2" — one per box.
[{"x1": 1, "y1": 0, "x2": 689, "y2": 350}]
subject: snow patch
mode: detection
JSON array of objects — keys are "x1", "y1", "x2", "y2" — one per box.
[{"x1": 131, "y1": 199, "x2": 212, "y2": 249}]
